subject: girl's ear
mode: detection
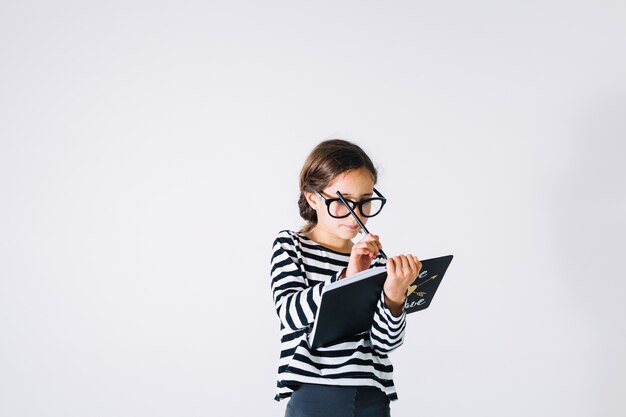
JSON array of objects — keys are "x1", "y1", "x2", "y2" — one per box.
[{"x1": 304, "y1": 191, "x2": 318, "y2": 210}]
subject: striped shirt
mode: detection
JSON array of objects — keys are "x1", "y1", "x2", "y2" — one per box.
[{"x1": 270, "y1": 230, "x2": 406, "y2": 402}]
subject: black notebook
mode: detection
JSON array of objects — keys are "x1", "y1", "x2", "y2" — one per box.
[{"x1": 308, "y1": 255, "x2": 453, "y2": 349}]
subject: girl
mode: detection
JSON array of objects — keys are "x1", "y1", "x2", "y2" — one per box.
[{"x1": 271, "y1": 139, "x2": 421, "y2": 417}]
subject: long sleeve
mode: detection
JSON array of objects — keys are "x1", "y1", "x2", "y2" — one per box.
[
  {"x1": 369, "y1": 291, "x2": 406, "y2": 354},
  {"x1": 271, "y1": 230, "x2": 403, "y2": 402},
  {"x1": 270, "y1": 232, "x2": 344, "y2": 331}
]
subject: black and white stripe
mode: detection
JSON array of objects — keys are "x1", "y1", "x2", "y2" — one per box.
[{"x1": 271, "y1": 230, "x2": 406, "y2": 402}]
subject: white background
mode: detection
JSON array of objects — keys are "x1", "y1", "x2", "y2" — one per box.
[{"x1": 1, "y1": 1, "x2": 625, "y2": 416}]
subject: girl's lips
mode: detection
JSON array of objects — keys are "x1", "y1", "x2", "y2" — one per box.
[{"x1": 343, "y1": 225, "x2": 359, "y2": 230}]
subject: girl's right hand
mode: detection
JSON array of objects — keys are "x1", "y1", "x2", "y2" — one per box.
[{"x1": 344, "y1": 233, "x2": 383, "y2": 278}]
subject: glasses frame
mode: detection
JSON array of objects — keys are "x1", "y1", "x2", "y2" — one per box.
[{"x1": 314, "y1": 188, "x2": 387, "y2": 219}]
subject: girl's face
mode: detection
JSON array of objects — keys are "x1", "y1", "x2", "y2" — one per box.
[{"x1": 305, "y1": 167, "x2": 375, "y2": 243}]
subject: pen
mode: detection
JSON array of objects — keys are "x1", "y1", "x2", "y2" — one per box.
[{"x1": 336, "y1": 190, "x2": 388, "y2": 260}]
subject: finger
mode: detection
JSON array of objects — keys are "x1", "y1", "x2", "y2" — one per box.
[
  {"x1": 358, "y1": 239, "x2": 377, "y2": 247},
  {"x1": 361, "y1": 235, "x2": 383, "y2": 255},
  {"x1": 355, "y1": 241, "x2": 377, "y2": 257},
  {"x1": 401, "y1": 255, "x2": 416, "y2": 280},
  {"x1": 413, "y1": 256, "x2": 422, "y2": 272},
  {"x1": 368, "y1": 241, "x2": 380, "y2": 254},
  {"x1": 407, "y1": 255, "x2": 420, "y2": 277},
  {"x1": 387, "y1": 257, "x2": 396, "y2": 272},
  {"x1": 362, "y1": 233, "x2": 381, "y2": 245},
  {"x1": 390, "y1": 256, "x2": 403, "y2": 276},
  {"x1": 360, "y1": 233, "x2": 375, "y2": 240},
  {"x1": 358, "y1": 240, "x2": 378, "y2": 256},
  {"x1": 405, "y1": 254, "x2": 416, "y2": 270},
  {"x1": 372, "y1": 234, "x2": 383, "y2": 251},
  {"x1": 353, "y1": 248, "x2": 373, "y2": 256},
  {"x1": 398, "y1": 254, "x2": 410, "y2": 270}
]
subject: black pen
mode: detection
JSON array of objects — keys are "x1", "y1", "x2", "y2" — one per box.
[{"x1": 336, "y1": 190, "x2": 388, "y2": 260}]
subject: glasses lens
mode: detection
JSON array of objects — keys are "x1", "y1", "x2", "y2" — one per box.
[
  {"x1": 360, "y1": 198, "x2": 384, "y2": 217},
  {"x1": 328, "y1": 200, "x2": 352, "y2": 218}
]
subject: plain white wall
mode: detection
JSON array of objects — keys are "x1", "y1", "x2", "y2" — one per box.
[{"x1": 1, "y1": 1, "x2": 625, "y2": 416}]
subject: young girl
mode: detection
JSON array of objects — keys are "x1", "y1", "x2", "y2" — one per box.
[{"x1": 270, "y1": 139, "x2": 421, "y2": 417}]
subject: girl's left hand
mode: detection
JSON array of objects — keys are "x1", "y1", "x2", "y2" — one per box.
[{"x1": 384, "y1": 254, "x2": 422, "y2": 316}]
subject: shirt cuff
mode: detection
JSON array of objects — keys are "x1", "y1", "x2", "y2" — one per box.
[{"x1": 381, "y1": 290, "x2": 406, "y2": 322}]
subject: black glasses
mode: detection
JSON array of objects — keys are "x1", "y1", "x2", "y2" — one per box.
[{"x1": 315, "y1": 188, "x2": 387, "y2": 219}]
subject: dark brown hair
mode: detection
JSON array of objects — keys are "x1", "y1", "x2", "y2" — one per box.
[{"x1": 298, "y1": 139, "x2": 378, "y2": 233}]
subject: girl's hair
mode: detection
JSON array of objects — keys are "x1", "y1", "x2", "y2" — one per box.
[{"x1": 298, "y1": 139, "x2": 378, "y2": 233}]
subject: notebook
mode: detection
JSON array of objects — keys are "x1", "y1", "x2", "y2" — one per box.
[{"x1": 308, "y1": 255, "x2": 453, "y2": 349}]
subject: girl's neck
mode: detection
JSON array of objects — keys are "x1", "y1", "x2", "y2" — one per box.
[{"x1": 305, "y1": 227, "x2": 353, "y2": 254}]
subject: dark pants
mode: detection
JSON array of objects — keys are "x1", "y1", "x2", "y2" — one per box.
[{"x1": 285, "y1": 383, "x2": 391, "y2": 417}]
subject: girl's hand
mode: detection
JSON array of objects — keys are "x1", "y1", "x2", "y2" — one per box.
[
  {"x1": 384, "y1": 254, "x2": 422, "y2": 316},
  {"x1": 344, "y1": 234, "x2": 383, "y2": 278}
]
